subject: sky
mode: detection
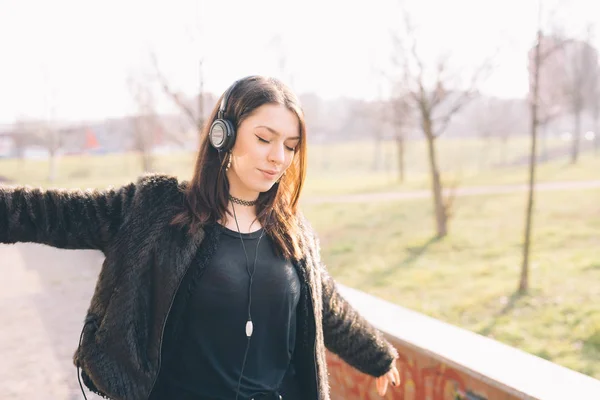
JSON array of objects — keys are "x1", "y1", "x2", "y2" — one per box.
[{"x1": 1, "y1": 0, "x2": 599, "y2": 125}]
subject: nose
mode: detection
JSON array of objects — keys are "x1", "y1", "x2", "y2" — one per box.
[{"x1": 268, "y1": 142, "x2": 285, "y2": 165}]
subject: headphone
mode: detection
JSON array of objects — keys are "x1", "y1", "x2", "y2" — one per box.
[{"x1": 208, "y1": 77, "x2": 252, "y2": 152}]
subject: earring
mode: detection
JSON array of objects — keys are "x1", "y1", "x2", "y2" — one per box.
[{"x1": 225, "y1": 152, "x2": 232, "y2": 171}]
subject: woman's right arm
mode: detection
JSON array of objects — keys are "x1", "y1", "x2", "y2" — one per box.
[{"x1": 0, "y1": 182, "x2": 137, "y2": 252}]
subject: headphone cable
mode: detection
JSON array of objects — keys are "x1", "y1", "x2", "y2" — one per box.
[{"x1": 232, "y1": 202, "x2": 265, "y2": 400}]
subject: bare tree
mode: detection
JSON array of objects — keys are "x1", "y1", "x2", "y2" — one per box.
[
  {"x1": 473, "y1": 98, "x2": 497, "y2": 169},
  {"x1": 471, "y1": 97, "x2": 525, "y2": 168},
  {"x1": 12, "y1": 118, "x2": 36, "y2": 162},
  {"x1": 268, "y1": 33, "x2": 295, "y2": 88},
  {"x1": 372, "y1": 84, "x2": 386, "y2": 172},
  {"x1": 387, "y1": 94, "x2": 412, "y2": 182},
  {"x1": 366, "y1": 66, "x2": 395, "y2": 175},
  {"x1": 148, "y1": 4, "x2": 207, "y2": 141},
  {"x1": 520, "y1": 6, "x2": 544, "y2": 295},
  {"x1": 391, "y1": 7, "x2": 494, "y2": 237},
  {"x1": 151, "y1": 52, "x2": 205, "y2": 140},
  {"x1": 377, "y1": 42, "x2": 414, "y2": 182},
  {"x1": 530, "y1": 33, "x2": 568, "y2": 163},
  {"x1": 593, "y1": 94, "x2": 600, "y2": 156},
  {"x1": 127, "y1": 74, "x2": 162, "y2": 173},
  {"x1": 44, "y1": 125, "x2": 62, "y2": 182},
  {"x1": 562, "y1": 26, "x2": 598, "y2": 164},
  {"x1": 591, "y1": 46, "x2": 600, "y2": 155},
  {"x1": 13, "y1": 119, "x2": 63, "y2": 182},
  {"x1": 520, "y1": 2, "x2": 571, "y2": 294},
  {"x1": 38, "y1": 68, "x2": 63, "y2": 182},
  {"x1": 363, "y1": 98, "x2": 389, "y2": 172}
]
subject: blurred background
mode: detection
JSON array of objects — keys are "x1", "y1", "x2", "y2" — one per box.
[{"x1": 0, "y1": 0, "x2": 599, "y2": 398}]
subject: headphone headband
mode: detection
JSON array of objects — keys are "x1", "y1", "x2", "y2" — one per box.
[
  {"x1": 218, "y1": 76, "x2": 256, "y2": 120},
  {"x1": 217, "y1": 79, "x2": 238, "y2": 120}
]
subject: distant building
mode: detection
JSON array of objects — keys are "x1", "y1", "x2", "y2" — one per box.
[{"x1": 0, "y1": 111, "x2": 200, "y2": 160}]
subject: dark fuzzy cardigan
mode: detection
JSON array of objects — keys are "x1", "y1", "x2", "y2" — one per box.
[{"x1": 0, "y1": 174, "x2": 398, "y2": 400}]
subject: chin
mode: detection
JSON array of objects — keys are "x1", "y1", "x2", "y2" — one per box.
[
  {"x1": 242, "y1": 179, "x2": 275, "y2": 195},
  {"x1": 256, "y1": 183, "x2": 276, "y2": 193}
]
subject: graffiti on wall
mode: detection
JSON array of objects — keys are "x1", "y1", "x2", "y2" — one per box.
[{"x1": 327, "y1": 352, "x2": 488, "y2": 400}]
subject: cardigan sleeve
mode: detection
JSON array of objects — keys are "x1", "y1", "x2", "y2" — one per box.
[
  {"x1": 320, "y1": 265, "x2": 398, "y2": 377},
  {"x1": 0, "y1": 181, "x2": 137, "y2": 252},
  {"x1": 296, "y1": 212, "x2": 398, "y2": 377}
]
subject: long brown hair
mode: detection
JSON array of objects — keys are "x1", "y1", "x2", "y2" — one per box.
[{"x1": 172, "y1": 76, "x2": 307, "y2": 260}]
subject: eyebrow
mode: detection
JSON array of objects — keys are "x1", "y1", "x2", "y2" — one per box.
[{"x1": 255, "y1": 125, "x2": 301, "y2": 140}]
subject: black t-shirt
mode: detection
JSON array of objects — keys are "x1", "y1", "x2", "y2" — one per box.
[{"x1": 162, "y1": 223, "x2": 302, "y2": 399}]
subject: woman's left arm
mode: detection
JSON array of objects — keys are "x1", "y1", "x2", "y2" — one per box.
[{"x1": 321, "y1": 266, "x2": 400, "y2": 395}]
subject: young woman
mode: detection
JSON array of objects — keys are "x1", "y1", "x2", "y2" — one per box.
[{"x1": 0, "y1": 75, "x2": 399, "y2": 400}]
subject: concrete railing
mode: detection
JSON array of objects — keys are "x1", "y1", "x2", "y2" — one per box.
[{"x1": 326, "y1": 285, "x2": 600, "y2": 400}]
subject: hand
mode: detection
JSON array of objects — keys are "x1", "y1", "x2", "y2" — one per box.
[{"x1": 375, "y1": 360, "x2": 400, "y2": 397}]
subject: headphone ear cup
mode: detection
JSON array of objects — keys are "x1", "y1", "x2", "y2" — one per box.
[
  {"x1": 221, "y1": 119, "x2": 236, "y2": 152},
  {"x1": 209, "y1": 119, "x2": 236, "y2": 152}
]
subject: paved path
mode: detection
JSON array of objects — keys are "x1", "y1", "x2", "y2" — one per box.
[
  {"x1": 304, "y1": 179, "x2": 600, "y2": 204},
  {"x1": 0, "y1": 243, "x2": 105, "y2": 399}
]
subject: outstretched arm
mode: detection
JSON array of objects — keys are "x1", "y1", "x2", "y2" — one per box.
[
  {"x1": 0, "y1": 182, "x2": 137, "y2": 252},
  {"x1": 321, "y1": 267, "x2": 398, "y2": 378},
  {"x1": 297, "y1": 213, "x2": 400, "y2": 394}
]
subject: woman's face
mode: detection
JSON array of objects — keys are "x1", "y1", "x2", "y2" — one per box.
[{"x1": 226, "y1": 103, "x2": 300, "y2": 197}]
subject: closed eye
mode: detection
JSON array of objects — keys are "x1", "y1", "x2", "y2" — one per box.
[
  {"x1": 257, "y1": 134, "x2": 297, "y2": 152},
  {"x1": 256, "y1": 135, "x2": 270, "y2": 144}
]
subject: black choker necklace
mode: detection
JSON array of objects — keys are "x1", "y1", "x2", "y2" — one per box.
[{"x1": 228, "y1": 194, "x2": 258, "y2": 206}]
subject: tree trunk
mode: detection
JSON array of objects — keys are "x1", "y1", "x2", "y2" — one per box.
[
  {"x1": 47, "y1": 130, "x2": 60, "y2": 182},
  {"x1": 138, "y1": 136, "x2": 154, "y2": 173},
  {"x1": 520, "y1": 123, "x2": 536, "y2": 294},
  {"x1": 500, "y1": 135, "x2": 509, "y2": 166},
  {"x1": 424, "y1": 119, "x2": 447, "y2": 238},
  {"x1": 541, "y1": 124, "x2": 548, "y2": 162},
  {"x1": 372, "y1": 136, "x2": 382, "y2": 171},
  {"x1": 571, "y1": 109, "x2": 581, "y2": 164},
  {"x1": 141, "y1": 151, "x2": 153, "y2": 173},
  {"x1": 48, "y1": 150, "x2": 58, "y2": 182},
  {"x1": 396, "y1": 134, "x2": 405, "y2": 183},
  {"x1": 594, "y1": 114, "x2": 599, "y2": 155},
  {"x1": 134, "y1": 118, "x2": 154, "y2": 173},
  {"x1": 479, "y1": 136, "x2": 490, "y2": 170},
  {"x1": 520, "y1": 25, "x2": 542, "y2": 295}
]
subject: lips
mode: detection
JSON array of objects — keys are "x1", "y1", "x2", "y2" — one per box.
[{"x1": 258, "y1": 169, "x2": 279, "y2": 180}]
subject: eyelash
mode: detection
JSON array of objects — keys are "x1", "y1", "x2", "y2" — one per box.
[{"x1": 256, "y1": 135, "x2": 296, "y2": 152}]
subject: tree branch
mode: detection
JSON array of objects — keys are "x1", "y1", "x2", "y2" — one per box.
[
  {"x1": 150, "y1": 52, "x2": 200, "y2": 130},
  {"x1": 429, "y1": 55, "x2": 451, "y2": 109},
  {"x1": 539, "y1": 37, "x2": 574, "y2": 64},
  {"x1": 432, "y1": 58, "x2": 493, "y2": 137}
]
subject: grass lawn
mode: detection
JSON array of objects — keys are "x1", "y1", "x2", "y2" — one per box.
[{"x1": 302, "y1": 187, "x2": 600, "y2": 379}]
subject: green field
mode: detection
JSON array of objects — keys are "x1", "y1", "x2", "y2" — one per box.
[
  {"x1": 303, "y1": 188, "x2": 600, "y2": 379},
  {"x1": 1, "y1": 137, "x2": 599, "y2": 378}
]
